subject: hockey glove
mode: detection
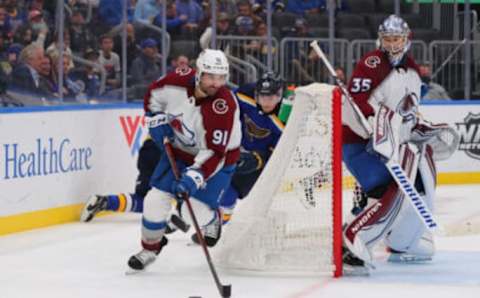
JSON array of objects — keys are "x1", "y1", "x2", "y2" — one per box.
[
  {"x1": 146, "y1": 112, "x2": 174, "y2": 148},
  {"x1": 236, "y1": 151, "x2": 266, "y2": 175},
  {"x1": 171, "y1": 169, "x2": 204, "y2": 201}
]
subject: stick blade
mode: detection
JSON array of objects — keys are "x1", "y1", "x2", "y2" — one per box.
[{"x1": 221, "y1": 285, "x2": 232, "y2": 298}]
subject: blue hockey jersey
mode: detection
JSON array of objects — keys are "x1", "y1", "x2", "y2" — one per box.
[{"x1": 234, "y1": 84, "x2": 284, "y2": 157}]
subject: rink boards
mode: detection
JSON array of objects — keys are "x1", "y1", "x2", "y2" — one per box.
[{"x1": 0, "y1": 101, "x2": 479, "y2": 234}]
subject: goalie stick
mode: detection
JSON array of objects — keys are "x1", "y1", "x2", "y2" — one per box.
[
  {"x1": 310, "y1": 40, "x2": 439, "y2": 232},
  {"x1": 163, "y1": 137, "x2": 232, "y2": 298}
]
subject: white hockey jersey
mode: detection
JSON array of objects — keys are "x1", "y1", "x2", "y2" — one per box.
[
  {"x1": 144, "y1": 66, "x2": 242, "y2": 180},
  {"x1": 343, "y1": 49, "x2": 422, "y2": 143}
]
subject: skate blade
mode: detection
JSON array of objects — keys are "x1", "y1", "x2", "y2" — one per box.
[
  {"x1": 343, "y1": 264, "x2": 370, "y2": 276},
  {"x1": 125, "y1": 268, "x2": 145, "y2": 275},
  {"x1": 388, "y1": 254, "x2": 432, "y2": 263}
]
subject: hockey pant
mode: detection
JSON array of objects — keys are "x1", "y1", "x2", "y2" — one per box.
[
  {"x1": 141, "y1": 152, "x2": 235, "y2": 250},
  {"x1": 343, "y1": 143, "x2": 436, "y2": 263}
]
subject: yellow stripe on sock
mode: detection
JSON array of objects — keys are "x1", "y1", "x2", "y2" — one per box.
[{"x1": 118, "y1": 194, "x2": 127, "y2": 212}]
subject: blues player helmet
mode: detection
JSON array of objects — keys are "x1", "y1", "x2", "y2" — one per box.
[
  {"x1": 255, "y1": 72, "x2": 283, "y2": 113},
  {"x1": 378, "y1": 15, "x2": 411, "y2": 66},
  {"x1": 255, "y1": 72, "x2": 283, "y2": 97}
]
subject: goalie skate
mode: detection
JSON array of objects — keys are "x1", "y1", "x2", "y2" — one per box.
[
  {"x1": 342, "y1": 246, "x2": 370, "y2": 276},
  {"x1": 387, "y1": 248, "x2": 433, "y2": 263},
  {"x1": 80, "y1": 195, "x2": 108, "y2": 222}
]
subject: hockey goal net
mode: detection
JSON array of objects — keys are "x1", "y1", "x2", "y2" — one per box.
[{"x1": 215, "y1": 83, "x2": 348, "y2": 277}]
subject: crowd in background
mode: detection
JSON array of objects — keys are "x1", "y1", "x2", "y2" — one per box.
[{"x1": 0, "y1": 0, "x2": 469, "y2": 106}]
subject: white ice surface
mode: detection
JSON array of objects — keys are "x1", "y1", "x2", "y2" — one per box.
[{"x1": 1, "y1": 185, "x2": 480, "y2": 298}]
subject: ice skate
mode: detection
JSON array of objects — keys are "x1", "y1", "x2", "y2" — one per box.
[
  {"x1": 191, "y1": 211, "x2": 222, "y2": 247},
  {"x1": 80, "y1": 195, "x2": 108, "y2": 222},
  {"x1": 127, "y1": 236, "x2": 168, "y2": 273}
]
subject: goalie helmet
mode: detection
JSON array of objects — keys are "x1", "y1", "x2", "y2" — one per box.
[
  {"x1": 195, "y1": 49, "x2": 229, "y2": 83},
  {"x1": 378, "y1": 14, "x2": 411, "y2": 66}
]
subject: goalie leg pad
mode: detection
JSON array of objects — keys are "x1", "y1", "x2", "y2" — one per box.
[{"x1": 384, "y1": 146, "x2": 436, "y2": 259}]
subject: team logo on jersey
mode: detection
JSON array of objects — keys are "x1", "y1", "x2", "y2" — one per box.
[
  {"x1": 119, "y1": 115, "x2": 146, "y2": 156},
  {"x1": 244, "y1": 114, "x2": 271, "y2": 142},
  {"x1": 175, "y1": 66, "x2": 192, "y2": 76},
  {"x1": 456, "y1": 113, "x2": 480, "y2": 160},
  {"x1": 365, "y1": 56, "x2": 381, "y2": 69},
  {"x1": 169, "y1": 113, "x2": 196, "y2": 147},
  {"x1": 212, "y1": 98, "x2": 229, "y2": 115}
]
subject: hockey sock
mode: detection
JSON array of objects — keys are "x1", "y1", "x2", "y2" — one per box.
[{"x1": 106, "y1": 194, "x2": 135, "y2": 212}]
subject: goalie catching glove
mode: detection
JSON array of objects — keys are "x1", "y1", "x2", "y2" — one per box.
[
  {"x1": 146, "y1": 112, "x2": 174, "y2": 149},
  {"x1": 171, "y1": 169, "x2": 204, "y2": 200}
]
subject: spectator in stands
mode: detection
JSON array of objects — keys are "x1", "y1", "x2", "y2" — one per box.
[
  {"x1": 0, "y1": 43, "x2": 22, "y2": 76},
  {"x1": 233, "y1": 15, "x2": 255, "y2": 36},
  {"x1": 134, "y1": 0, "x2": 162, "y2": 23},
  {"x1": 130, "y1": 38, "x2": 161, "y2": 87},
  {"x1": 152, "y1": 1, "x2": 188, "y2": 37},
  {"x1": 0, "y1": 4, "x2": 13, "y2": 38},
  {"x1": 50, "y1": 52, "x2": 87, "y2": 102},
  {"x1": 4, "y1": 0, "x2": 27, "y2": 33},
  {"x1": 175, "y1": 0, "x2": 204, "y2": 35},
  {"x1": 27, "y1": 9, "x2": 48, "y2": 46},
  {"x1": 98, "y1": 0, "x2": 134, "y2": 28},
  {"x1": 28, "y1": 0, "x2": 52, "y2": 27},
  {"x1": 419, "y1": 63, "x2": 451, "y2": 100},
  {"x1": 10, "y1": 43, "x2": 53, "y2": 100},
  {"x1": 199, "y1": 12, "x2": 232, "y2": 50},
  {"x1": 68, "y1": 9, "x2": 96, "y2": 56},
  {"x1": 98, "y1": 34, "x2": 121, "y2": 90},
  {"x1": 46, "y1": 31, "x2": 74, "y2": 69},
  {"x1": 69, "y1": 48, "x2": 102, "y2": 98},
  {"x1": 215, "y1": 0, "x2": 237, "y2": 16},
  {"x1": 243, "y1": 21, "x2": 276, "y2": 66},
  {"x1": 335, "y1": 66, "x2": 346, "y2": 84},
  {"x1": 13, "y1": 24, "x2": 34, "y2": 46},
  {"x1": 286, "y1": 0, "x2": 326, "y2": 17},
  {"x1": 37, "y1": 55, "x2": 56, "y2": 98},
  {"x1": 113, "y1": 23, "x2": 140, "y2": 71},
  {"x1": 235, "y1": 0, "x2": 261, "y2": 25}
]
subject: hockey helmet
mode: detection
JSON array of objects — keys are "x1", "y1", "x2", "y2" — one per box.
[
  {"x1": 195, "y1": 49, "x2": 229, "y2": 84},
  {"x1": 255, "y1": 72, "x2": 283, "y2": 96},
  {"x1": 378, "y1": 15, "x2": 411, "y2": 66}
]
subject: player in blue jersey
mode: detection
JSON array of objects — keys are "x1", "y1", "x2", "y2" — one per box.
[{"x1": 191, "y1": 71, "x2": 285, "y2": 246}]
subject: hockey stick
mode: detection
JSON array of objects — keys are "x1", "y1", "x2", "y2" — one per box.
[
  {"x1": 163, "y1": 137, "x2": 232, "y2": 298},
  {"x1": 310, "y1": 41, "x2": 439, "y2": 231}
]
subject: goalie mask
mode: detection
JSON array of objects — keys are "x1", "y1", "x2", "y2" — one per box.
[
  {"x1": 378, "y1": 15, "x2": 411, "y2": 66},
  {"x1": 195, "y1": 49, "x2": 230, "y2": 85},
  {"x1": 255, "y1": 72, "x2": 283, "y2": 114}
]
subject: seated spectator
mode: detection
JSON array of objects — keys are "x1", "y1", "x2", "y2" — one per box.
[
  {"x1": 68, "y1": 9, "x2": 96, "y2": 56},
  {"x1": 27, "y1": 9, "x2": 49, "y2": 46},
  {"x1": 69, "y1": 48, "x2": 102, "y2": 98},
  {"x1": 134, "y1": 0, "x2": 162, "y2": 23},
  {"x1": 0, "y1": 43, "x2": 22, "y2": 76},
  {"x1": 49, "y1": 52, "x2": 87, "y2": 102},
  {"x1": 10, "y1": 43, "x2": 54, "y2": 100},
  {"x1": 167, "y1": 53, "x2": 190, "y2": 72},
  {"x1": 130, "y1": 38, "x2": 161, "y2": 86},
  {"x1": 113, "y1": 23, "x2": 140, "y2": 71},
  {"x1": 335, "y1": 66, "x2": 346, "y2": 84},
  {"x1": 98, "y1": 0, "x2": 134, "y2": 28},
  {"x1": 28, "y1": 0, "x2": 53, "y2": 27},
  {"x1": 98, "y1": 34, "x2": 121, "y2": 90},
  {"x1": 0, "y1": 4, "x2": 13, "y2": 38},
  {"x1": 286, "y1": 0, "x2": 326, "y2": 17},
  {"x1": 419, "y1": 63, "x2": 451, "y2": 100},
  {"x1": 199, "y1": 12, "x2": 232, "y2": 50},
  {"x1": 233, "y1": 15, "x2": 255, "y2": 36},
  {"x1": 235, "y1": 0, "x2": 262, "y2": 25},
  {"x1": 46, "y1": 31, "x2": 74, "y2": 69},
  {"x1": 175, "y1": 0, "x2": 203, "y2": 31},
  {"x1": 13, "y1": 24, "x2": 35, "y2": 46},
  {"x1": 152, "y1": 1, "x2": 188, "y2": 37},
  {"x1": 4, "y1": 0, "x2": 27, "y2": 33}
]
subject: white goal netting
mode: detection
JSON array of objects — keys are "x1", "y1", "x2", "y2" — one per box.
[{"x1": 215, "y1": 83, "x2": 346, "y2": 275}]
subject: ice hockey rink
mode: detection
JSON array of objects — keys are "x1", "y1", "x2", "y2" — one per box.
[{"x1": 1, "y1": 184, "x2": 480, "y2": 298}]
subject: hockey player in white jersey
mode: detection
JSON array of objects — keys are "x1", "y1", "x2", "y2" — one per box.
[
  {"x1": 341, "y1": 15, "x2": 457, "y2": 272},
  {"x1": 127, "y1": 49, "x2": 241, "y2": 272}
]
